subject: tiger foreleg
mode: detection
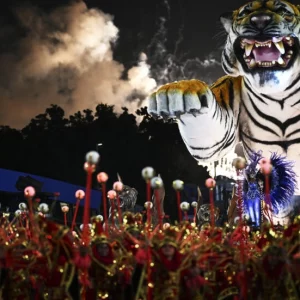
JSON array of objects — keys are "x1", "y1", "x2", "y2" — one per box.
[{"x1": 148, "y1": 79, "x2": 237, "y2": 162}]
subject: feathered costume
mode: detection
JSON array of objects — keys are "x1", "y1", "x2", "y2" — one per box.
[{"x1": 243, "y1": 151, "x2": 297, "y2": 226}]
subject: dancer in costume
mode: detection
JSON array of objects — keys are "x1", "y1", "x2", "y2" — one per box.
[
  {"x1": 243, "y1": 151, "x2": 296, "y2": 226},
  {"x1": 243, "y1": 152, "x2": 263, "y2": 227}
]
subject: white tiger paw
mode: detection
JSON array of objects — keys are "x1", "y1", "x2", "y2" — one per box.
[{"x1": 147, "y1": 79, "x2": 214, "y2": 119}]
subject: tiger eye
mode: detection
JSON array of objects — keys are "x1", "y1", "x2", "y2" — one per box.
[{"x1": 284, "y1": 15, "x2": 294, "y2": 22}]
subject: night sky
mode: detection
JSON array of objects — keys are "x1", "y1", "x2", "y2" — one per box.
[
  {"x1": 0, "y1": 0, "x2": 296, "y2": 128},
  {"x1": 2, "y1": 0, "x2": 244, "y2": 62}
]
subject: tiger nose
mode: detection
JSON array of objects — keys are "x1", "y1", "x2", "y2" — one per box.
[{"x1": 250, "y1": 14, "x2": 272, "y2": 29}]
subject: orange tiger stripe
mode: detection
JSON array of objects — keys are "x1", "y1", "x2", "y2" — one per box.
[{"x1": 210, "y1": 75, "x2": 242, "y2": 108}]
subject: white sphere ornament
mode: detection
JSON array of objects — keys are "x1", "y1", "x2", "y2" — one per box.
[
  {"x1": 141, "y1": 167, "x2": 155, "y2": 180},
  {"x1": 24, "y1": 186, "x2": 36, "y2": 198},
  {"x1": 15, "y1": 210, "x2": 22, "y2": 217},
  {"x1": 61, "y1": 205, "x2": 69, "y2": 213},
  {"x1": 172, "y1": 180, "x2": 184, "y2": 191},
  {"x1": 95, "y1": 215, "x2": 104, "y2": 222},
  {"x1": 150, "y1": 176, "x2": 163, "y2": 189},
  {"x1": 113, "y1": 181, "x2": 123, "y2": 192},
  {"x1": 75, "y1": 190, "x2": 85, "y2": 200},
  {"x1": 85, "y1": 151, "x2": 100, "y2": 165},
  {"x1": 144, "y1": 201, "x2": 153, "y2": 209},
  {"x1": 205, "y1": 178, "x2": 216, "y2": 189},
  {"x1": 234, "y1": 216, "x2": 240, "y2": 224},
  {"x1": 180, "y1": 201, "x2": 190, "y2": 211},
  {"x1": 83, "y1": 162, "x2": 96, "y2": 172},
  {"x1": 97, "y1": 172, "x2": 109, "y2": 183},
  {"x1": 19, "y1": 202, "x2": 27, "y2": 210},
  {"x1": 107, "y1": 190, "x2": 117, "y2": 199},
  {"x1": 39, "y1": 203, "x2": 49, "y2": 213},
  {"x1": 80, "y1": 223, "x2": 92, "y2": 231},
  {"x1": 163, "y1": 223, "x2": 170, "y2": 230},
  {"x1": 191, "y1": 201, "x2": 198, "y2": 208}
]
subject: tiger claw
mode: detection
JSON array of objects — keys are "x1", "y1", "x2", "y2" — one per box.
[
  {"x1": 161, "y1": 112, "x2": 170, "y2": 122},
  {"x1": 177, "y1": 116, "x2": 185, "y2": 125},
  {"x1": 175, "y1": 111, "x2": 183, "y2": 118},
  {"x1": 190, "y1": 109, "x2": 200, "y2": 117}
]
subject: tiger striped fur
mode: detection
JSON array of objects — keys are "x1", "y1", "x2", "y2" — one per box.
[{"x1": 147, "y1": 0, "x2": 300, "y2": 212}]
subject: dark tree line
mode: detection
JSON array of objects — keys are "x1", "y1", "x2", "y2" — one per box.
[{"x1": 0, "y1": 104, "x2": 209, "y2": 220}]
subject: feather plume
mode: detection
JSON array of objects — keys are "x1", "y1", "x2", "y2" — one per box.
[{"x1": 269, "y1": 152, "x2": 297, "y2": 214}]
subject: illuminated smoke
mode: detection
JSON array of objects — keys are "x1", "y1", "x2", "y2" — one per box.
[
  {"x1": 0, "y1": 2, "x2": 156, "y2": 128},
  {"x1": 146, "y1": 0, "x2": 224, "y2": 85}
]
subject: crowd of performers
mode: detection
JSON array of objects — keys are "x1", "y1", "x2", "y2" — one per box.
[{"x1": 0, "y1": 151, "x2": 299, "y2": 299}]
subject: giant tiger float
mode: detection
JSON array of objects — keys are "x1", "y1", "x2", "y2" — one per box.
[{"x1": 148, "y1": 0, "x2": 300, "y2": 224}]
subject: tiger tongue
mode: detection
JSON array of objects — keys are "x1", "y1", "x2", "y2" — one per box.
[{"x1": 252, "y1": 45, "x2": 281, "y2": 62}]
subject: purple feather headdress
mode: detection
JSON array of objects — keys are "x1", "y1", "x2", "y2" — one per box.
[
  {"x1": 243, "y1": 151, "x2": 296, "y2": 215},
  {"x1": 269, "y1": 152, "x2": 297, "y2": 214},
  {"x1": 244, "y1": 150, "x2": 263, "y2": 181}
]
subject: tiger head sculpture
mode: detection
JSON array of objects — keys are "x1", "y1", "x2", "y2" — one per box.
[{"x1": 221, "y1": 0, "x2": 300, "y2": 94}]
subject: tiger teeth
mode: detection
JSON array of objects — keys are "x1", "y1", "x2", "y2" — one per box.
[
  {"x1": 254, "y1": 41, "x2": 272, "y2": 47},
  {"x1": 245, "y1": 44, "x2": 254, "y2": 56},
  {"x1": 277, "y1": 57, "x2": 285, "y2": 65},
  {"x1": 249, "y1": 59, "x2": 256, "y2": 67},
  {"x1": 261, "y1": 61, "x2": 273, "y2": 67},
  {"x1": 242, "y1": 36, "x2": 293, "y2": 69},
  {"x1": 274, "y1": 41, "x2": 285, "y2": 54}
]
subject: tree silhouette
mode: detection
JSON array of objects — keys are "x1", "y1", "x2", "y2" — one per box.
[{"x1": 0, "y1": 103, "x2": 209, "y2": 221}]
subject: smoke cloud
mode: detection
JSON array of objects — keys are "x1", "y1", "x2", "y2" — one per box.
[
  {"x1": 145, "y1": 1, "x2": 224, "y2": 86},
  {"x1": 0, "y1": 2, "x2": 157, "y2": 129}
]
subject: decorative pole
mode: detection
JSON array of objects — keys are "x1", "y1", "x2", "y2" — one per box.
[
  {"x1": 24, "y1": 186, "x2": 36, "y2": 241},
  {"x1": 61, "y1": 205, "x2": 69, "y2": 226},
  {"x1": 38, "y1": 203, "x2": 49, "y2": 218},
  {"x1": 97, "y1": 172, "x2": 109, "y2": 235},
  {"x1": 24, "y1": 186, "x2": 36, "y2": 224},
  {"x1": 144, "y1": 201, "x2": 153, "y2": 231},
  {"x1": 180, "y1": 202, "x2": 190, "y2": 221},
  {"x1": 18, "y1": 202, "x2": 27, "y2": 228},
  {"x1": 232, "y1": 158, "x2": 248, "y2": 300},
  {"x1": 142, "y1": 167, "x2": 155, "y2": 229},
  {"x1": 232, "y1": 157, "x2": 246, "y2": 225},
  {"x1": 172, "y1": 180, "x2": 184, "y2": 223},
  {"x1": 107, "y1": 190, "x2": 117, "y2": 228},
  {"x1": 113, "y1": 181, "x2": 124, "y2": 227},
  {"x1": 14, "y1": 209, "x2": 22, "y2": 227},
  {"x1": 77, "y1": 151, "x2": 99, "y2": 300},
  {"x1": 191, "y1": 201, "x2": 198, "y2": 224},
  {"x1": 150, "y1": 176, "x2": 164, "y2": 228},
  {"x1": 260, "y1": 158, "x2": 273, "y2": 227},
  {"x1": 141, "y1": 167, "x2": 155, "y2": 300},
  {"x1": 82, "y1": 151, "x2": 99, "y2": 245},
  {"x1": 205, "y1": 178, "x2": 216, "y2": 229},
  {"x1": 72, "y1": 190, "x2": 85, "y2": 231},
  {"x1": 142, "y1": 167, "x2": 155, "y2": 203}
]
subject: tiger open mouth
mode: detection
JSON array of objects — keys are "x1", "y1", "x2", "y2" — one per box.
[{"x1": 238, "y1": 36, "x2": 296, "y2": 69}]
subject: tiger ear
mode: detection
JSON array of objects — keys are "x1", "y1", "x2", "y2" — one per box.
[{"x1": 220, "y1": 11, "x2": 233, "y2": 33}]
